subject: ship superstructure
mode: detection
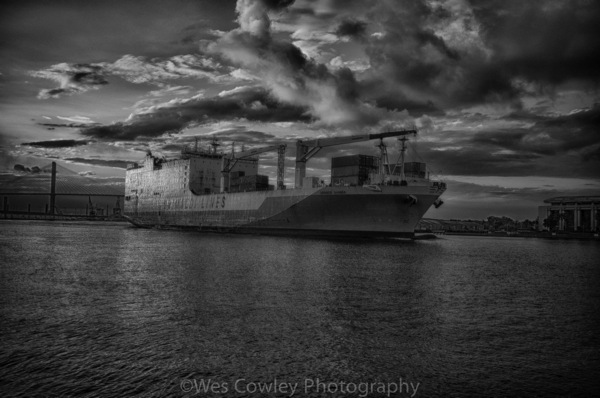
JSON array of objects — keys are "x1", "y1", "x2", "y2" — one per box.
[{"x1": 124, "y1": 130, "x2": 446, "y2": 238}]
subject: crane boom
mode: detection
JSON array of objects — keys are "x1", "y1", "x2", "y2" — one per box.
[
  {"x1": 223, "y1": 144, "x2": 282, "y2": 161},
  {"x1": 299, "y1": 130, "x2": 416, "y2": 149},
  {"x1": 220, "y1": 144, "x2": 287, "y2": 193},
  {"x1": 294, "y1": 128, "x2": 417, "y2": 188}
]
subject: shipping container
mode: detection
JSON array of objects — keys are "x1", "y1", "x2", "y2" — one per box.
[
  {"x1": 228, "y1": 174, "x2": 270, "y2": 193},
  {"x1": 331, "y1": 165, "x2": 361, "y2": 177},
  {"x1": 331, "y1": 154, "x2": 378, "y2": 168}
]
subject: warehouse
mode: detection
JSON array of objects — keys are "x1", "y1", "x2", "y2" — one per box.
[{"x1": 538, "y1": 196, "x2": 600, "y2": 232}]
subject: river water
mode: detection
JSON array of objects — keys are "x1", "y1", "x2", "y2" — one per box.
[{"x1": 1, "y1": 220, "x2": 599, "y2": 397}]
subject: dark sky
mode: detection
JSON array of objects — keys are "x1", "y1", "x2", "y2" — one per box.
[{"x1": 1, "y1": 0, "x2": 599, "y2": 219}]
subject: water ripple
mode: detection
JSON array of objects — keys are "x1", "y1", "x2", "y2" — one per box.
[{"x1": 1, "y1": 221, "x2": 599, "y2": 397}]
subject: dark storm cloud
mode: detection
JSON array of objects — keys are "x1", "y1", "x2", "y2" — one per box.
[
  {"x1": 467, "y1": 0, "x2": 600, "y2": 84},
  {"x1": 38, "y1": 123, "x2": 100, "y2": 129},
  {"x1": 420, "y1": 105, "x2": 600, "y2": 177},
  {"x1": 582, "y1": 146, "x2": 600, "y2": 162},
  {"x1": 213, "y1": 128, "x2": 278, "y2": 143},
  {"x1": 13, "y1": 164, "x2": 45, "y2": 174},
  {"x1": 355, "y1": 0, "x2": 600, "y2": 110},
  {"x1": 482, "y1": 105, "x2": 600, "y2": 156},
  {"x1": 22, "y1": 139, "x2": 91, "y2": 148},
  {"x1": 80, "y1": 87, "x2": 310, "y2": 140},
  {"x1": 369, "y1": 89, "x2": 444, "y2": 117},
  {"x1": 262, "y1": 0, "x2": 296, "y2": 10},
  {"x1": 361, "y1": 1, "x2": 488, "y2": 107},
  {"x1": 415, "y1": 30, "x2": 460, "y2": 61},
  {"x1": 335, "y1": 19, "x2": 367, "y2": 39},
  {"x1": 0, "y1": 0, "x2": 228, "y2": 64},
  {"x1": 417, "y1": 145, "x2": 546, "y2": 177}
]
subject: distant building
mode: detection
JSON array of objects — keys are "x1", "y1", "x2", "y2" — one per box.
[
  {"x1": 538, "y1": 196, "x2": 600, "y2": 232},
  {"x1": 416, "y1": 218, "x2": 444, "y2": 232},
  {"x1": 416, "y1": 218, "x2": 485, "y2": 232}
]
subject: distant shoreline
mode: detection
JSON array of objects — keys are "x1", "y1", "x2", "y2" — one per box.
[
  {"x1": 426, "y1": 231, "x2": 600, "y2": 241},
  {"x1": 2, "y1": 218, "x2": 597, "y2": 241},
  {"x1": 0, "y1": 213, "x2": 126, "y2": 223}
]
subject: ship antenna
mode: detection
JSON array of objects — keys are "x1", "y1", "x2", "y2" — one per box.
[{"x1": 194, "y1": 137, "x2": 198, "y2": 153}]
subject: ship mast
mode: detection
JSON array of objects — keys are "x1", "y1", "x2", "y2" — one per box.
[
  {"x1": 396, "y1": 137, "x2": 408, "y2": 185},
  {"x1": 376, "y1": 138, "x2": 390, "y2": 177},
  {"x1": 210, "y1": 136, "x2": 220, "y2": 154}
]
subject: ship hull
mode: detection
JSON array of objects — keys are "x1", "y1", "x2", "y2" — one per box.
[{"x1": 124, "y1": 185, "x2": 444, "y2": 238}]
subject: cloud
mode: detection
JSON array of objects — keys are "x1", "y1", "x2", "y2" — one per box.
[
  {"x1": 235, "y1": 0, "x2": 296, "y2": 38},
  {"x1": 21, "y1": 139, "x2": 92, "y2": 148},
  {"x1": 38, "y1": 122, "x2": 99, "y2": 129},
  {"x1": 414, "y1": 105, "x2": 600, "y2": 178},
  {"x1": 360, "y1": 1, "x2": 487, "y2": 107},
  {"x1": 334, "y1": 18, "x2": 367, "y2": 39},
  {"x1": 64, "y1": 158, "x2": 131, "y2": 169},
  {"x1": 30, "y1": 63, "x2": 108, "y2": 99},
  {"x1": 329, "y1": 56, "x2": 370, "y2": 73},
  {"x1": 56, "y1": 115, "x2": 96, "y2": 124},
  {"x1": 13, "y1": 164, "x2": 44, "y2": 174},
  {"x1": 29, "y1": 54, "x2": 237, "y2": 99},
  {"x1": 105, "y1": 54, "x2": 231, "y2": 85},
  {"x1": 80, "y1": 86, "x2": 310, "y2": 140},
  {"x1": 208, "y1": 0, "x2": 394, "y2": 127},
  {"x1": 481, "y1": 104, "x2": 600, "y2": 157},
  {"x1": 359, "y1": 0, "x2": 600, "y2": 110},
  {"x1": 147, "y1": 85, "x2": 195, "y2": 97},
  {"x1": 211, "y1": 126, "x2": 278, "y2": 143},
  {"x1": 371, "y1": 91, "x2": 443, "y2": 117},
  {"x1": 468, "y1": 1, "x2": 600, "y2": 85}
]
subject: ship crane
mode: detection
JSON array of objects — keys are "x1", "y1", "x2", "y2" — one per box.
[
  {"x1": 294, "y1": 128, "x2": 417, "y2": 188},
  {"x1": 220, "y1": 144, "x2": 287, "y2": 193}
]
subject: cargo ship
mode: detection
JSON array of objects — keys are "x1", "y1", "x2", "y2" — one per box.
[{"x1": 123, "y1": 129, "x2": 446, "y2": 238}]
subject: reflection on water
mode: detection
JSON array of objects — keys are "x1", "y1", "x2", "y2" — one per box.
[{"x1": 1, "y1": 220, "x2": 599, "y2": 397}]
